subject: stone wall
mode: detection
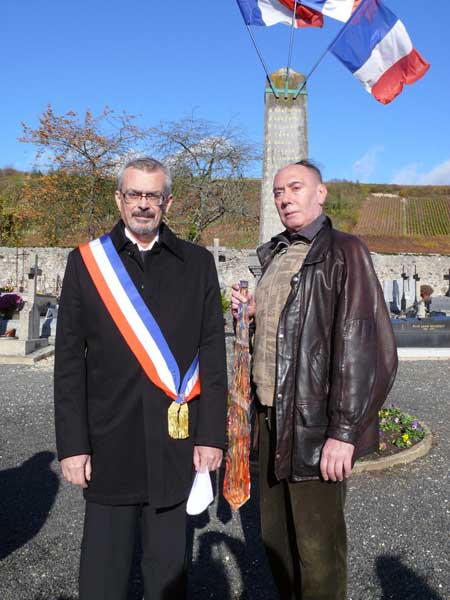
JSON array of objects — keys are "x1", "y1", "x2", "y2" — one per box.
[
  {"x1": 1, "y1": 245, "x2": 449, "y2": 297},
  {"x1": 371, "y1": 254, "x2": 450, "y2": 296},
  {"x1": 211, "y1": 246, "x2": 450, "y2": 296}
]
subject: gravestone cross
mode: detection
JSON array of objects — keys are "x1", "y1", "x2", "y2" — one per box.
[
  {"x1": 444, "y1": 268, "x2": 450, "y2": 297},
  {"x1": 15, "y1": 248, "x2": 29, "y2": 289},
  {"x1": 400, "y1": 265, "x2": 409, "y2": 312},
  {"x1": 19, "y1": 254, "x2": 42, "y2": 341},
  {"x1": 412, "y1": 265, "x2": 420, "y2": 311}
]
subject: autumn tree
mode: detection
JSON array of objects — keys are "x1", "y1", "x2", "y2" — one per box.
[
  {"x1": 13, "y1": 171, "x2": 117, "y2": 246},
  {"x1": 146, "y1": 114, "x2": 260, "y2": 242},
  {"x1": 19, "y1": 105, "x2": 145, "y2": 239}
]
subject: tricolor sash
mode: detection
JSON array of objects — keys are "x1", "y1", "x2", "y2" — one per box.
[{"x1": 79, "y1": 235, "x2": 201, "y2": 437}]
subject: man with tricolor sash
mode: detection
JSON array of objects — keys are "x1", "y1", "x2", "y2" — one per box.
[{"x1": 54, "y1": 157, "x2": 228, "y2": 599}]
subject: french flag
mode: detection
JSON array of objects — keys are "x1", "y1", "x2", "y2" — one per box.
[
  {"x1": 330, "y1": 0, "x2": 430, "y2": 104},
  {"x1": 300, "y1": 0, "x2": 361, "y2": 23},
  {"x1": 236, "y1": 0, "x2": 323, "y2": 28}
]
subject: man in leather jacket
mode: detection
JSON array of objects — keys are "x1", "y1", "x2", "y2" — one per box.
[{"x1": 232, "y1": 160, "x2": 397, "y2": 600}]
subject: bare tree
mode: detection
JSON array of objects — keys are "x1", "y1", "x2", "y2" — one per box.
[{"x1": 146, "y1": 114, "x2": 260, "y2": 241}]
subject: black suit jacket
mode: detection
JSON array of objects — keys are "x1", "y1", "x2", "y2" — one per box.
[{"x1": 54, "y1": 221, "x2": 228, "y2": 507}]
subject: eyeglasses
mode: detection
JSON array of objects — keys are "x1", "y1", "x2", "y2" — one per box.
[{"x1": 120, "y1": 190, "x2": 165, "y2": 206}]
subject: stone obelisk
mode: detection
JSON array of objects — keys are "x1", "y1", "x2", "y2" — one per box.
[{"x1": 259, "y1": 68, "x2": 309, "y2": 243}]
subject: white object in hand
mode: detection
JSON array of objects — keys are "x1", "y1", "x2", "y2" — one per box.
[{"x1": 186, "y1": 470, "x2": 214, "y2": 515}]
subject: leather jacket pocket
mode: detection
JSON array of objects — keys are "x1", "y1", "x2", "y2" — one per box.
[
  {"x1": 297, "y1": 348, "x2": 330, "y2": 399},
  {"x1": 309, "y1": 350, "x2": 330, "y2": 396}
]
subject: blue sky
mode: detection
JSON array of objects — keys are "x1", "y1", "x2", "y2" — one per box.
[{"x1": 2, "y1": 0, "x2": 449, "y2": 184}]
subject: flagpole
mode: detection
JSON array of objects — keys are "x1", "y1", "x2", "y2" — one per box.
[
  {"x1": 292, "y1": 0, "x2": 370, "y2": 99},
  {"x1": 284, "y1": 0, "x2": 299, "y2": 98},
  {"x1": 292, "y1": 43, "x2": 330, "y2": 99},
  {"x1": 244, "y1": 23, "x2": 279, "y2": 98}
]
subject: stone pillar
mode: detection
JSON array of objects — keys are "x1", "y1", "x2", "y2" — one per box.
[{"x1": 259, "y1": 68, "x2": 309, "y2": 244}]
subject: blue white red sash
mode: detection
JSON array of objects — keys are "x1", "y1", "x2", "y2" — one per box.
[{"x1": 79, "y1": 234, "x2": 200, "y2": 404}]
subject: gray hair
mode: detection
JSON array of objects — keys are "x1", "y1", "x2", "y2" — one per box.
[{"x1": 117, "y1": 157, "x2": 172, "y2": 196}]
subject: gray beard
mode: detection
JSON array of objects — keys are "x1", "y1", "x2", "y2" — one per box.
[
  {"x1": 128, "y1": 222, "x2": 158, "y2": 239},
  {"x1": 128, "y1": 210, "x2": 161, "y2": 239}
]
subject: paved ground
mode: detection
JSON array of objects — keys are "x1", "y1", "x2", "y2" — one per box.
[{"x1": 0, "y1": 358, "x2": 449, "y2": 600}]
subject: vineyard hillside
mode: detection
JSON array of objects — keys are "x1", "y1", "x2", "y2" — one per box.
[{"x1": 354, "y1": 191, "x2": 450, "y2": 253}]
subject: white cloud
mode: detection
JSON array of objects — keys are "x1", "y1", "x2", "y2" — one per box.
[
  {"x1": 391, "y1": 163, "x2": 421, "y2": 185},
  {"x1": 419, "y1": 160, "x2": 450, "y2": 185},
  {"x1": 391, "y1": 159, "x2": 450, "y2": 185},
  {"x1": 353, "y1": 145, "x2": 384, "y2": 181}
]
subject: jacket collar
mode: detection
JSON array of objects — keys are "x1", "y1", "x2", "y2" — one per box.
[
  {"x1": 257, "y1": 216, "x2": 333, "y2": 269},
  {"x1": 109, "y1": 220, "x2": 185, "y2": 261},
  {"x1": 303, "y1": 216, "x2": 333, "y2": 265}
]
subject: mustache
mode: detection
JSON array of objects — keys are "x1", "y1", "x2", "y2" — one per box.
[{"x1": 131, "y1": 209, "x2": 156, "y2": 218}]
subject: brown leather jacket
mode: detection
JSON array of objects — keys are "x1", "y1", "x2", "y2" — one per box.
[{"x1": 256, "y1": 217, "x2": 398, "y2": 481}]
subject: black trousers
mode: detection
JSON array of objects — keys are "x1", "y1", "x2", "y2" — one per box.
[
  {"x1": 259, "y1": 410, "x2": 347, "y2": 600},
  {"x1": 79, "y1": 500, "x2": 187, "y2": 600}
]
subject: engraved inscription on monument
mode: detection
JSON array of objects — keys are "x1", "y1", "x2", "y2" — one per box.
[{"x1": 259, "y1": 68, "x2": 309, "y2": 243}]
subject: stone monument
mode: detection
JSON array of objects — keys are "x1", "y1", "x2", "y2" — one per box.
[
  {"x1": 259, "y1": 68, "x2": 309, "y2": 244},
  {"x1": 249, "y1": 68, "x2": 309, "y2": 279}
]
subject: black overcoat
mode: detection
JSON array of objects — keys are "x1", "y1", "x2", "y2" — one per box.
[{"x1": 54, "y1": 221, "x2": 228, "y2": 507}]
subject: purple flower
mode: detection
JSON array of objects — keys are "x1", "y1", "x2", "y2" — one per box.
[
  {"x1": 390, "y1": 403, "x2": 395, "y2": 408},
  {"x1": 412, "y1": 420, "x2": 418, "y2": 429},
  {"x1": 0, "y1": 293, "x2": 23, "y2": 311}
]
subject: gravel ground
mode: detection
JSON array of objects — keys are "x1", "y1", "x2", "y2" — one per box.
[{"x1": 0, "y1": 357, "x2": 449, "y2": 600}]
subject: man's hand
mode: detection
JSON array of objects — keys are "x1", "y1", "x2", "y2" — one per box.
[
  {"x1": 60, "y1": 454, "x2": 91, "y2": 488},
  {"x1": 320, "y1": 438, "x2": 355, "y2": 482},
  {"x1": 231, "y1": 283, "x2": 256, "y2": 320},
  {"x1": 193, "y1": 446, "x2": 223, "y2": 473}
]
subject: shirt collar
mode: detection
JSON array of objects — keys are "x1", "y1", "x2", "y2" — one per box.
[
  {"x1": 124, "y1": 227, "x2": 159, "y2": 251},
  {"x1": 109, "y1": 220, "x2": 184, "y2": 261},
  {"x1": 270, "y1": 213, "x2": 327, "y2": 254},
  {"x1": 290, "y1": 213, "x2": 327, "y2": 243}
]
